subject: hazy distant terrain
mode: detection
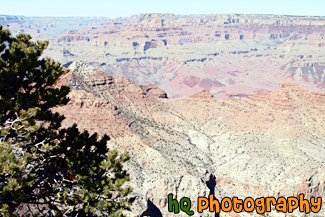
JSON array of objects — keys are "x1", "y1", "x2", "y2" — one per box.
[{"x1": 1, "y1": 14, "x2": 324, "y2": 98}]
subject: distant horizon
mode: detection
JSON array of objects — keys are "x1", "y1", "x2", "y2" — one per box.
[
  {"x1": 1, "y1": 12, "x2": 325, "y2": 19},
  {"x1": 0, "y1": 0, "x2": 324, "y2": 18}
]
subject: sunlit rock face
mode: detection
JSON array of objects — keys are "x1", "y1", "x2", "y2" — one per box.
[
  {"x1": 53, "y1": 62, "x2": 325, "y2": 217},
  {"x1": 2, "y1": 14, "x2": 324, "y2": 99}
]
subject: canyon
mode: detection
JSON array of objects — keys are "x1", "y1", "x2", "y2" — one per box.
[{"x1": 1, "y1": 14, "x2": 325, "y2": 216}]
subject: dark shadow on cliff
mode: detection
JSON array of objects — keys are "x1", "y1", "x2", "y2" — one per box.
[
  {"x1": 140, "y1": 199, "x2": 163, "y2": 217},
  {"x1": 205, "y1": 174, "x2": 220, "y2": 217}
]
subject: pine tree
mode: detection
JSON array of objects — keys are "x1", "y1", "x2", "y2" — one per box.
[{"x1": 0, "y1": 25, "x2": 133, "y2": 216}]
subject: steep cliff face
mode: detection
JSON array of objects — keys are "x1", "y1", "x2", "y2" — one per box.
[{"x1": 55, "y1": 62, "x2": 325, "y2": 216}]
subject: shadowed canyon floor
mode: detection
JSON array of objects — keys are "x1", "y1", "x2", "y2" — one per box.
[{"x1": 54, "y1": 62, "x2": 325, "y2": 217}]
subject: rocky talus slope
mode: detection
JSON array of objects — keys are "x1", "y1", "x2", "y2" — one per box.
[{"x1": 54, "y1": 62, "x2": 325, "y2": 217}]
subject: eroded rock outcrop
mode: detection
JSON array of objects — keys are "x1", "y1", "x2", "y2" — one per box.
[{"x1": 142, "y1": 84, "x2": 168, "y2": 99}]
